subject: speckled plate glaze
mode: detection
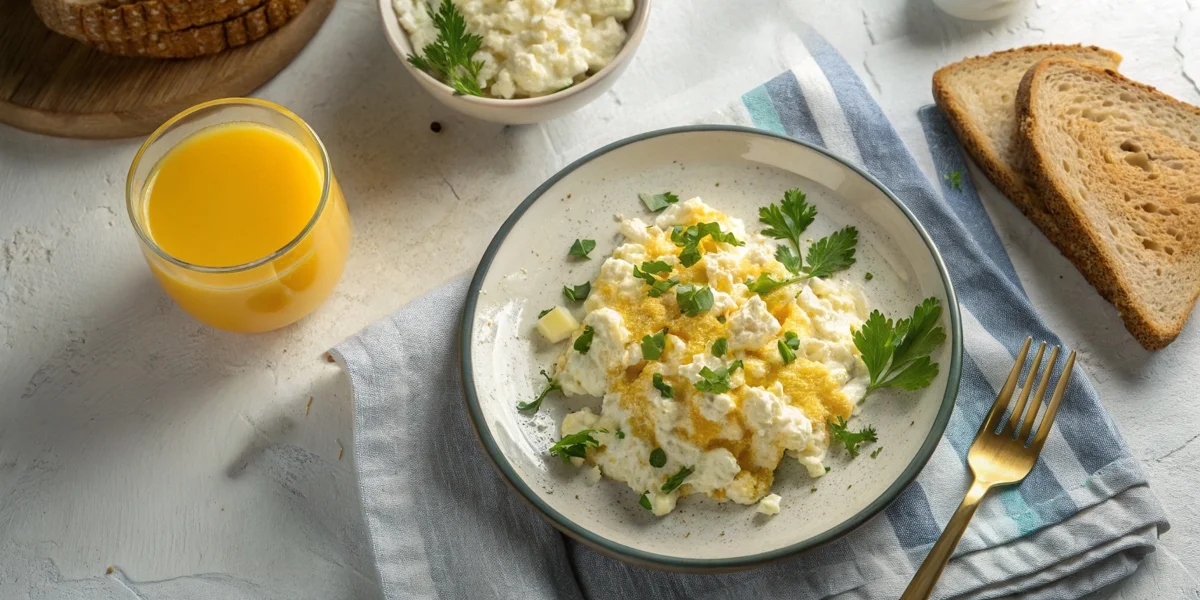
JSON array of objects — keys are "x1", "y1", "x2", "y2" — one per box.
[{"x1": 461, "y1": 126, "x2": 962, "y2": 571}]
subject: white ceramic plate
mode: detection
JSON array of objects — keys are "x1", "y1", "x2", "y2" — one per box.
[{"x1": 461, "y1": 127, "x2": 962, "y2": 570}]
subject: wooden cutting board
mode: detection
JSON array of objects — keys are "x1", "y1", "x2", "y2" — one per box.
[{"x1": 0, "y1": 0, "x2": 335, "y2": 139}]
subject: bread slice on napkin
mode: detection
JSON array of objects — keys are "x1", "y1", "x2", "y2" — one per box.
[
  {"x1": 1017, "y1": 59, "x2": 1200, "y2": 349},
  {"x1": 933, "y1": 45, "x2": 1122, "y2": 247}
]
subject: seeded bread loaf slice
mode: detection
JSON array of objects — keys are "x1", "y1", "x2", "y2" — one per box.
[
  {"x1": 1017, "y1": 59, "x2": 1200, "y2": 349},
  {"x1": 933, "y1": 45, "x2": 1122, "y2": 248}
]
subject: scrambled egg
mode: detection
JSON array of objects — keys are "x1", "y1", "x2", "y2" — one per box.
[{"x1": 554, "y1": 198, "x2": 870, "y2": 516}]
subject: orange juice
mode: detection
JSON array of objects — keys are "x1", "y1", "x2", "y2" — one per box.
[{"x1": 128, "y1": 100, "x2": 350, "y2": 333}]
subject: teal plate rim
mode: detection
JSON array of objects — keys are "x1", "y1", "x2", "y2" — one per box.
[{"x1": 459, "y1": 125, "x2": 963, "y2": 572}]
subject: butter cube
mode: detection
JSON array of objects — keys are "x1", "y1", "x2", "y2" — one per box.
[{"x1": 537, "y1": 306, "x2": 579, "y2": 343}]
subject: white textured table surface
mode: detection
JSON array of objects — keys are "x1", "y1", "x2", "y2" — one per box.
[{"x1": 2, "y1": 0, "x2": 1199, "y2": 597}]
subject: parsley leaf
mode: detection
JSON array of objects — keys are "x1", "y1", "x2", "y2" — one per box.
[
  {"x1": 516, "y1": 369, "x2": 561, "y2": 413},
  {"x1": 406, "y1": 0, "x2": 485, "y2": 97},
  {"x1": 853, "y1": 297, "x2": 946, "y2": 395},
  {"x1": 829, "y1": 417, "x2": 877, "y2": 458},
  {"x1": 639, "y1": 493, "x2": 653, "y2": 510},
  {"x1": 803, "y1": 226, "x2": 858, "y2": 278},
  {"x1": 633, "y1": 262, "x2": 678, "y2": 297},
  {"x1": 943, "y1": 171, "x2": 963, "y2": 191},
  {"x1": 777, "y1": 331, "x2": 800, "y2": 365},
  {"x1": 711, "y1": 337, "x2": 727, "y2": 357},
  {"x1": 870, "y1": 447, "x2": 883, "y2": 459},
  {"x1": 865, "y1": 272, "x2": 874, "y2": 281},
  {"x1": 662, "y1": 465, "x2": 695, "y2": 493},
  {"x1": 746, "y1": 273, "x2": 801, "y2": 296},
  {"x1": 549, "y1": 429, "x2": 602, "y2": 463},
  {"x1": 694, "y1": 361, "x2": 743, "y2": 394},
  {"x1": 574, "y1": 325, "x2": 595, "y2": 354},
  {"x1": 641, "y1": 328, "x2": 668, "y2": 360},
  {"x1": 676, "y1": 285, "x2": 714, "y2": 317},
  {"x1": 670, "y1": 223, "x2": 742, "y2": 267},
  {"x1": 649, "y1": 448, "x2": 667, "y2": 468},
  {"x1": 537, "y1": 308, "x2": 553, "y2": 319},
  {"x1": 563, "y1": 282, "x2": 591, "y2": 302},
  {"x1": 648, "y1": 278, "x2": 680, "y2": 298},
  {"x1": 759, "y1": 188, "x2": 817, "y2": 250},
  {"x1": 652, "y1": 373, "x2": 674, "y2": 398},
  {"x1": 775, "y1": 245, "x2": 803, "y2": 275},
  {"x1": 568, "y1": 239, "x2": 596, "y2": 259},
  {"x1": 639, "y1": 191, "x2": 681, "y2": 212},
  {"x1": 616, "y1": 430, "x2": 626, "y2": 439}
]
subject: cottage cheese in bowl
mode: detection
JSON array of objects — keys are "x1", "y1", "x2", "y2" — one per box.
[{"x1": 393, "y1": 0, "x2": 635, "y2": 99}]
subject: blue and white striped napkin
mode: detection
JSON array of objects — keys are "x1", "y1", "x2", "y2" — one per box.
[{"x1": 334, "y1": 25, "x2": 1168, "y2": 600}]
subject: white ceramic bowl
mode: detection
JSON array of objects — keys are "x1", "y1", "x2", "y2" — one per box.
[
  {"x1": 378, "y1": 0, "x2": 651, "y2": 124},
  {"x1": 461, "y1": 127, "x2": 963, "y2": 570}
]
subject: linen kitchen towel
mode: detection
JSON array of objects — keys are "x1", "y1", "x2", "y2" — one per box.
[{"x1": 332, "y1": 24, "x2": 1169, "y2": 600}]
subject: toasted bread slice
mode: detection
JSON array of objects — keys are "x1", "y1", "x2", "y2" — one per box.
[
  {"x1": 1017, "y1": 59, "x2": 1200, "y2": 349},
  {"x1": 933, "y1": 45, "x2": 1122, "y2": 248}
]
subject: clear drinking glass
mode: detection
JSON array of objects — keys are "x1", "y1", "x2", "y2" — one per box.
[{"x1": 126, "y1": 99, "x2": 351, "y2": 333}]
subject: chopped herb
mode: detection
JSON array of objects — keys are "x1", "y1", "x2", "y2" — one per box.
[
  {"x1": 865, "y1": 272, "x2": 874, "y2": 281},
  {"x1": 573, "y1": 325, "x2": 595, "y2": 354},
  {"x1": 641, "y1": 328, "x2": 668, "y2": 361},
  {"x1": 825, "y1": 466, "x2": 831, "y2": 473},
  {"x1": 810, "y1": 487, "x2": 817, "y2": 493},
  {"x1": 759, "y1": 188, "x2": 816, "y2": 251},
  {"x1": 639, "y1": 492, "x2": 653, "y2": 510},
  {"x1": 562, "y1": 282, "x2": 591, "y2": 302},
  {"x1": 803, "y1": 226, "x2": 858, "y2": 279},
  {"x1": 648, "y1": 277, "x2": 680, "y2": 298},
  {"x1": 829, "y1": 416, "x2": 878, "y2": 458},
  {"x1": 568, "y1": 239, "x2": 596, "y2": 259},
  {"x1": 745, "y1": 273, "x2": 801, "y2": 296},
  {"x1": 649, "y1": 448, "x2": 667, "y2": 468},
  {"x1": 711, "y1": 337, "x2": 728, "y2": 357},
  {"x1": 406, "y1": 0, "x2": 485, "y2": 96},
  {"x1": 652, "y1": 373, "x2": 674, "y2": 398},
  {"x1": 670, "y1": 222, "x2": 742, "y2": 267},
  {"x1": 694, "y1": 361, "x2": 743, "y2": 394},
  {"x1": 870, "y1": 447, "x2": 883, "y2": 459},
  {"x1": 778, "y1": 331, "x2": 800, "y2": 365},
  {"x1": 548, "y1": 429, "x2": 601, "y2": 463},
  {"x1": 676, "y1": 285, "x2": 714, "y2": 317},
  {"x1": 516, "y1": 369, "x2": 561, "y2": 413},
  {"x1": 537, "y1": 308, "x2": 553, "y2": 319},
  {"x1": 633, "y1": 261, "x2": 678, "y2": 298},
  {"x1": 944, "y1": 171, "x2": 963, "y2": 191},
  {"x1": 662, "y1": 466, "x2": 695, "y2": 493},
  {"x1": 639, "y1": 191, "x2": 681, "y2": 212},
  {"x1": 716, "y1": 315, "x2": 726, "y2": 324},
  {"x1": 616, "y1": 430, "x2": 626, "y2": 439},
  {"x1": 854, "y1": 297, "x2": 946, "y2": 396}
]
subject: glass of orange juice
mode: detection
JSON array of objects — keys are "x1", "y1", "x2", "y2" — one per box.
[{"x1": 126, "y1": 98, "x2": 351, "y2": 333}]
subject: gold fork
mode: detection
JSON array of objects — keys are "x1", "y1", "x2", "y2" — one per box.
[{"x1": 900, "y1": 337, "x2": 1077, "y2": 600}]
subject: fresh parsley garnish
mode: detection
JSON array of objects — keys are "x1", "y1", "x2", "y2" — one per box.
[
  {"x1": 662, "y1": 466, "x2": 695, "y2": 493},
  {"x1": 944, "y1": 171, "x2": 963, "y2": 191},
  {"x1": 649, "y1": 448, "x2": 667, "y2": 468},
  {"x1": 569, "y1": 239, "x2": 596, "y2": 259},
  {"x1": 675, "y1": 285, "x2": 714, "y2": 317},
  {"x1": 870, "y1": 447, "x2": 883, "y2": 459},
  {"x1": 829, "y1": 417, "x2": 877, "y2": 458},
  {"x1": 563, "y1": 282, "x2": 590, "y2": 302},
  {"x1": 759, "y1": 188, "x2": 817, "y2": 251},
  {"x1": 516, "y1": 369, "x2": 561, "y2": 413},
  {"x1": 711, "y1": 337, "x2": 727, "y2": 357},
  {"x1": 633, "y1": 261, "x2": 678, "y2": 297},
  {"x1": 865, "y1": 272, "x2": 874, "y2": 281},
  {"x1": 775, "y1": 244, "x2": 803, "y2": 275},
  {"x1": 803, "y1": 226, "x2": 858, "y2": 279},
  {"x1": 746, "y1": 273, "x2": 801, "y2": 296},
  {"x1": 854, "y1": 297, "x2": 946, "y2": 395},
  {"x1": 639, "y1": 191, "x2": 681, "y2": 212},
  {"x1": 549, "y1": 429, "x2": 603, "y2": 463},
  {"x1": 652, "y1": 373, "x2": 674, "y2": 398},
  {"x1": 639, "y1": 492, "x2": 652, "y2": 510},
  {"x1": 693, "y1": 361, "x2": 743, "y2": 394},
  {"x1": 616, "y1": 430, "x2": 626, "y2": 439},
  {"x1": 406, "y1": 0, "x2": 485, "y2": 97},
  {"x1": 641, "y1": 328, "x2": 667, "y2": 360},
  {"x1": 778, "y1": 331, "x2": 799, "y2": 365},
  {"x1": 670, "y1": 222, "x2": 742, "y2": 267},
  {"x1": 573, "y1": 325, "x2": 595, "y2": 354},
  {"x1": 537, "y1": 308, "x2": 553, "y2": 319}
]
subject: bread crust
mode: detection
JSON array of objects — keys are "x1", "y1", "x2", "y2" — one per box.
[{"x1": 1016, "y1": 59, "x2": 1200, "y2": 349}]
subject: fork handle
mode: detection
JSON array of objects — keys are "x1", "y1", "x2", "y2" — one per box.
[{"x1": 900, "y1": 480, "x2": 992, "y2": 600}]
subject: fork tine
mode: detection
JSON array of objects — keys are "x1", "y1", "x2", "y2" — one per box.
[
  {"x1": 980, "y1": 337, "x2": 1032, "y2": 436},
  {"x1": 1018, "y1": 345, "x2": 1060, "y2": 442},
  {"x1": 1002, "y1": 342, "x2": 1045, "y2": 437},
  {"x1": 1031, "y1": 350, "x2": 1077, "y2": 449}
]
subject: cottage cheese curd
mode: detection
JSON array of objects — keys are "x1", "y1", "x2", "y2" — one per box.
[
  {"x1": 551, "y1": 197, "x2": 871, "y2": 516},
  {"x1": 394, "y1": 0, "x2": 634, "y2": 99}
]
